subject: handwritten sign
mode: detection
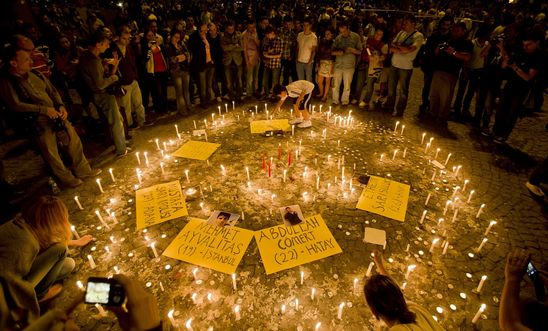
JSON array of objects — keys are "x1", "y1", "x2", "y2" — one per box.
[
  {"x1": 250, "y1": 119, "x2": 291, "y2": 134},
  {"x1": 356, "y1": 176, "x2": 410, "y2": 222},
  {"x1": 172, "y1": 140, "x2": 220, "y2": 160},
  {"x1": 162, "y1": 218, "x2": 254, "y2": 274},
  {"x1": 255, "y1": 214, "x2": 342, "y2": 274},
  {"x1": 136, "y1": 181, "x2": 188, "y2": 230}
]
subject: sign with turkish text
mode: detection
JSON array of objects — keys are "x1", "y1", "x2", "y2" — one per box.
[
  {"x1": 136, "y1": 181, "x2": 188, "y2": 229},
  {"x1": 356, "y1": 176, "x2": 410, "y2": 222},
  {"x1": 172, "y1": 140, "x2": 220, "y2": 160},
  {"x1": 250, "y1": 119, "x2": 291, "y2": 134}
]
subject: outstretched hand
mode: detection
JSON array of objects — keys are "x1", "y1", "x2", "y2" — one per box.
[{"x1": 505, "y1": 249, "x2": 530, "y2": 282}]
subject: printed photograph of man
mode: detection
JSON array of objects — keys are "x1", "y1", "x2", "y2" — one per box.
[{"x1": 279, "y1": 205, "x2": 305, "y2": 226}]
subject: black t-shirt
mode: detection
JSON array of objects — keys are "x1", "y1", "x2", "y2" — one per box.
[
  {"x1": 422, "y1": 31, "x2": 451, "y2": 72},
  {"x1": 506, "y1": 48, "x2": 544, "y2": 89},
  {"x1": 434, "y1": 37, "x2": 473, "y2": 75}
]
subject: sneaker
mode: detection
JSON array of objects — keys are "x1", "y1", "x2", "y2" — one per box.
[
  {"x1": 359, "y1": 101, "x2": 367, "y2": 108},
  {"x1": 78, "y1": 168, "x2": 102, "y2": 179},
  {"x1": 116, "y1": 147, "x2": 132, "y2": 157},
  {"x1": 493, "y1": 136, "x2": 506, "y2": 144},
  {"x1": 216, "y1": 97, "x2": 222, "y2": 102},
  {"x1": 526, "y1": 181, "x2": 545, "y2": 197},
  {"x1": 289, "y1": 117, "x2": 303, "y2": 125},
  {"x1": 341, "y1": 102, "x2": 349, "y2": 106},
  {"x1": 297, "y1": 120, "x2": 312, "y2": 128},
  {"x1": 480, "y1": 129, "x2": 491, "y2": 137},
  {"x1": 38, "y1": 284, "x2": 63, "y2": 303},
  {"x1": 332, "y1": 100, "x2": 339, "y2": 105}
]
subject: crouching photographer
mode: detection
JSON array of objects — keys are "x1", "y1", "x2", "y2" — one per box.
[
  {"x1": 492, "y1": 30, "x2": 544, "y2": 144},
  {"x1": 0, "y1": 44, "x2": 101, "y2": 188}
]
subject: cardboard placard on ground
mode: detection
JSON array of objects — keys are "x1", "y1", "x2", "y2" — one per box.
[
  {"x1": 162, "y1": 218, "x2": 254, "y2": 274},
  {"x1": 136, "y1": 180, "x2": 188, "y2": 230},
  {"x1": 250, "y1": 119, "x2": 291, "y2": 134},
  {"x1": 172, "y1": 140, "x2": 220, "y2": 160},
  {"x1": 356, "y1": 176, "x2": 410, "y2": 222},
  {"x1": 254, "y1": 214, "x2": 342, "y2": 274},
  {"x1": 363, "y1": 227, "x2": 387, "y2": 249}
]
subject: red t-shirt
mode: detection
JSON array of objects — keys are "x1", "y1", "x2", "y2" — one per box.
[{"x1": 152, "y1": 48, "x2": 167, "y2": 73}]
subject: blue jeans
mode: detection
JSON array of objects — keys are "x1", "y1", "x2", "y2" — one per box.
[
  {"x1": 197, "y1": 66, "x2": 215, "y2": 104},
  {"x1": 262, "y1": 67, "x2": 280, "y2": 96},
  {"x1": 385, "y1": 66, "x2": 413, "y2": 114},
  {"x1": 25, "y1": 244, "x2": 74, "y2": 298},
  {"x1": 172, "y1": 71, "x2": 191, "y2": 113},
  {"x1": 94, "y1": 92, "x2": 126, "y2": 154},
  {"x1": 224, "y1": 64, "x2": 243, "y2": 99},
  {"x1": 246, "y1": 63, "x2": 260, "y2": 96},
  {"x1": 296, "y1": 61, "x2": 314, "y2": 82}
]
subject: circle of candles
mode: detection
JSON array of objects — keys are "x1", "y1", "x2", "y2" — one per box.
[
  {"x1": 471, "y1": 304, "x2": 486, "y2": 324},
  {"x1": 337, "y1": 302, "x2": 345, "y2": 319},
  {"x1": 484, "y1": 221, "x2": 497, "y2": 236},
  {"x1": 476, "y1": 275, "x2": 487, "y2": 292}
]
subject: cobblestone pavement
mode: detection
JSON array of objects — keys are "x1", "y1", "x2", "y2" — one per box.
[{"x1": 3, "y1": 70, "x2": 547, "y2": 330}]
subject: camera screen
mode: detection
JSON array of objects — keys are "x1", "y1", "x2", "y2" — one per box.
[
  {"x1": 85, "y1": 281, "x2": 111, "y2": 304},
  {"x1": 527, "y1": 262, "x2": 537, "y2": 277}
]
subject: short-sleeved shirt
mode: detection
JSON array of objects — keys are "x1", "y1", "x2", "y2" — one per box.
[
  {"x1": 262, "y1": 37, "x2": 282, "y2": 69},
  {"x1": 333, "y1": 31, "x2": 363, "y2": 70},
  {"x1": 433, "y1": 37, "x2": 473, "y2": 75},
  {"x1": 284, "y1": 80, "x2": 315, "y2": 99},
  {"x1": 297, "y1": 32, "x2": 318, "y2": 63},
  {"x1": 506, "y1": 48, "x2": 544, "y2": 90},
  {"x1": 391, "y1": 30, "x2": 425, "y2": 70}
]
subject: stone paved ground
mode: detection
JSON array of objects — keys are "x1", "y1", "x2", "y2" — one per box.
[{"x1": 3, "y1": 70, "x2": 547, "y2": 330}]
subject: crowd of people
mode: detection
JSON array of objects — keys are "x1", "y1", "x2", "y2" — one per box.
[{"x1": 0, "y1": 0, "x2": 546, "y2": 329}]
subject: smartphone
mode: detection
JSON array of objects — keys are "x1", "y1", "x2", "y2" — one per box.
[
  {"x1": 526, "y1": 261, "x2": 546, "y2": 301},
  {"x1": 85, "y1": 277, "x2": 126, "y2": 306}
]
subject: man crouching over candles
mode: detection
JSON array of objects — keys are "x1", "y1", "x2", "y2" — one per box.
[{"x1": 272, "y1": 80, "x2": 315, "y2": 128}]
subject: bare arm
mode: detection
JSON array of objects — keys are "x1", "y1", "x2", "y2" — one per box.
[{"x1": 499, "y1": 250, "x2": 533, "y2": 331}]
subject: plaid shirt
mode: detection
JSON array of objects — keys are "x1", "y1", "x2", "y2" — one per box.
[
  {"x1": 262, "y1": 36, "x2": 282, "y2": 68},
  {"x1": 278, "y1": 28, "x2": 296, "y2": 60}
]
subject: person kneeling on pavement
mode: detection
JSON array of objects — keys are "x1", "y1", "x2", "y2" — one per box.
[
  {"x1": 272, "y1": 80, "x2": 315, "y2": 128},
  {"x1": 0, "y1": 44, "x2": 101, "y2": 188}
]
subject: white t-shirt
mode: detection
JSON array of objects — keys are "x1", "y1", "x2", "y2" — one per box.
[
  {"x1": 391, "y1": 30, "x2": 424, "y2": 70},
  {"x1": 297, "y1": 32, "x2": 318, "y2": 63},
  {"x1": 284, "y1": 80, "x2": 315, "y2": 98}
]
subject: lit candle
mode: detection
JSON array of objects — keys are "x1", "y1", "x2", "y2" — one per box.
[
  {"x1": 95, "y1": 210, "x2": 109, "y2": 229},
  {"x1": 95, "y1": 303, "x2": 107, "y2": 317},
  {"x1": 451, "y1": 208, "x2": 459, "y2": 223},
  {"x1": 144, "y1": 152, "x2": 150, "y2": 167},
  {"x1": 431, "y1": 170, "x2": 436, "y2": 181},
  {"x1": 380, "y1": 153, "x2": 384, "y2": 162},
  {"x1": 107, "y1": 168, "x2": 116, "y2": 182},
  {"x1": 405, "y1": 264, "x2": 416, "y2": 279},
  {"x1": 444, "y1": 153, "x2": 452, "y2": 166},
  {"x1": 484, "y1": 221, "x2": 497, "y2": 236},
  {"x1": 160, "y1": 162, "x2": 165, "y2": 175},
  {"x1": 443, "y1": 200, "x2": 452, "y2": 215},
  {"x1": 462, "y1": 179, "x2": 469, "y2": 192},
  {"x1": 315, "y1": 322, "x2": 321, "y2": 331},
  {"x1": 403, "y1": 147, "x2": 407, "y2": 158},
  {"x1": 421, "y1": 132, "x2": 426, "y2": 144},
  {"x1": 300, "y1": 271, "x2": 304, "y2": 285},
  {"x1": 429, "y1": 238, "x2": 439, "y2": 253},
  {"x1": 434, "y1": 148, "x2": 440, "y2": 160},
  {"x1": 95, "y1": 178, "x2": 104, "y2": 193},
  {"x1": 280, "y1": 304, "x2": 286, "y2": 314},
  {"x1": 70, "y1": 225, "x2": 80, "y2": 239},
  {"x1": 392, "y1": 149, "x2": 398, "y2": 160},
  {"x1": 400, "y1": 124, "x2": 405, "y2": 135},
  {"x1": 150, "y1": 242, "x2": 159, "y2": 258},
  {"x1": 232, "y1": 273, "x2": 237, "y2": 291},
  {"x1": 292, "y1": 124, "x2": 295, "y2": 136},
  {"x1": 337, "y1": 302, "x2": 345, "y2": 319},
  {"x1": 394, "y1": 121, "x2": 400, "y2": 132},
  {"x1": 74, "y1": 196, "x2": 83, "y2": 210},
  {"x1": 425, "y1": 142, "x2": 431, "y2": 153},
  {"x1": 234, "y1": 305, "x2": 241, "y2": 321},
  {"x1": 467, "y1": 190, "x2": 475, "y2": 203},
  {"x1": 425, "y1": 193, "x2": 432, "y2": 206},
  {"x1": 168, "y1": 309, "x2": 176, "y2": 327},
  {"x1": 442, "y1": 241, "x2": 449, "y2": 255},
  {"x1": 452, "y1": 186, "x2": 461, "y2": 199},
  {"x1": 232, "y1": 100, "x2": 235, "y2": 111},
  {"x1": 192, "y1": 267, "x2": 198, "y2": 281},
  {"x1": 419, "y1": 210, "x2": 427, "y2": 224},
  {"x1": 455, "y1": 165, "x2": 462, "y2": 177},
  {"x1": 311, "y1": 287, "x2": 316, "y2": 300},
  {"x1": 185, "y1": 318, "x2": 193, "y2": 331},
  {"x1": 476, "y1": 203, "x2": 485, "y2": 218},
  {"x1": 476, "y1": 275, "x2": 487, "y2": 292},
  {"x1": 221, "y1": 165, "x2": 226, "y2": 176},
  {"x1": 87, "y1": 254, "x2": 96, "y2": 269},
  {"x1": 366, "y1": 261, "x2": 375, "y2": 277},
  {"x1": 225, "y1": 103, "x2": 228, "y2": 114},
  {"x1": 353, "y1": 278, "x2": 359, "y2": 294},
  {"x1": 471, "y1": 304, "x2": 486, "y2": 324},
  {"x1": 476, "y1": 238, "x2": 488, "y2": 253},
  {"x1": 283, "y1": 169, "x2": 287, "y2": 183},
  {"x1": 295, "y1": 298, "x2": 299, "y2": 311},
  {"x1": 154, "y1": 138, "x2": 160, "y2": 150},
  {"x1": 185, "y1": 169, "x2": 190, "y2": 183}
]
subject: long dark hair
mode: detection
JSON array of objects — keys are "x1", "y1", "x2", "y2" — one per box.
[{"x1": 364, "y1": 275, "x2": 416, "y2": 325}]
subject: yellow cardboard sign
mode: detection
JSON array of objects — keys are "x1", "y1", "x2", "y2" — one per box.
[
  {"x1": 356, "y1": 176, "x2": 410, "y2": 222},
  {"x1": 255, "y1": 214, "x2": 342, "y2": 274},
  {"x1": 136, "y1": 181, "x2": 188, "y2": 230},
  {"x1": 172, "y1": 140, "x2": 221, "y2": 160},
  {"x1": 162, "y1": 218, "x2": 254, "y2": 274},
  {"x1": 250, "y1": 119, "x2": 291, "y2": 134}
]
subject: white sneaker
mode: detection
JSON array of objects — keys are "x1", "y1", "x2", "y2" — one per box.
[
  {"x1": 289, "y1": 117, "x2": 303, "y2": 124},
  {"x1": 297, "y1": 120, "x2": 312, "y2": 128},
  {"x1": 351, "y1": 99, "x2": 358, "y2": 105},
  {"x1": 359, "y1": 101, "x2": 367, "y2": 108},
  {"x1": 526, "y1": 181, "x2": 545, "y2": 197}
]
